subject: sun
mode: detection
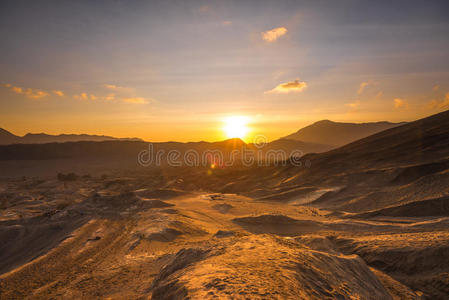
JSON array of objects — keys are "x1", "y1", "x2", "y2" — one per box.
[{"x1": 223, "y1": 116, "x2": 250, "y2": 139}]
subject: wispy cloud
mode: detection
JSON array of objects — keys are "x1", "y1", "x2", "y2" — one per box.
[
  {"x1": 265, "y1": 79, "x2": 307, "y2": 94},
  {"x1": 6, "y1": 84, "x2": 49, "y2": 99},
  {"x1": 222, "y1": 20, "x2": 232, "y2": 26},
  {"x1": 393, "y1": 98, "x2": 409, "y2": 109},
  {"x1": 104, "y1": 84, "x2": 134, "y2": 94},
  {"x1": 53, "y1": 90, "x2": 64, "y2": 97},
  {"x1": 74, "y1": 92, "x2": 117, "y2": 102},
  {"x1": 357, "y1": 81, "x2": 377, "y2": 95},
  {"x1": 11, "y1": 86, "x2": 23, "y2": 94},
  {"x1": 4, "y1": 82, "x2": 153, "y2": 105},
  {"x1": 123, "y1": 97, "x2": 149, "y2": 104},
  {"x1": 73, "y1": 93, "x2": 89, "y2": 101},
  {"x1": 261, "y1": 27, "x2": 287, "y2": 43},
  {"x1": 105, "y1": 84, "x2": 153, "y2": 104},
  {"x1": 428, "y1": 92, "x2": 449, "y2": 109},
  {"x1": 3, "y1": 83, "x2": 67, "y2": 99},
  {"x1": 28, "y1": 90, "x2": 49, "y2": 99},
  {"x1": 105, "y1": 93, "x2": 115, "y2": 101},
  {"x1": 345, "y1": 100, "x2": 361, "y2": 110}
]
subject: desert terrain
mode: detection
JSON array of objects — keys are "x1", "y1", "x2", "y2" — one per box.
[{"x1": 1, "y1": 110, "x2": 449, "y2": 299}]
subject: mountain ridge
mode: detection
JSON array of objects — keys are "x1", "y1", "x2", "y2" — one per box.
[
  {"x1": 283, "y1": 120, "x2": 406, "y2": 147},
  {"x1": 0, "y1": 128, "x2": 143, "y2": 145}
]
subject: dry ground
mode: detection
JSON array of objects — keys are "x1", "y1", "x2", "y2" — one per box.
[{"x1": 1, "y1": 174, "x2": 448, "y2": 299}]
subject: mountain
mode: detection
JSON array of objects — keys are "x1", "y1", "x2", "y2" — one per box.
[
  {"x1": 283, "y1": 120, "x2": 405, "y2": 148},
  {"x1": 0, "y1": 128, "x2": 143, "y2": 145},
  {"x1": 0, "y1": 128, "x2": 21, "y2": 144},
  {"x1": 20, "y1": 133, "x2": 143, "y2": 144}
]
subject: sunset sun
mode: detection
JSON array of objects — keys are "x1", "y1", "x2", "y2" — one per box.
[{"x1": 223, "y1": 116, "x2": 250, "y2": 139}]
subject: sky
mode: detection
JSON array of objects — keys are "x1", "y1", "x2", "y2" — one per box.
[{"x1": 1, "y1": 0, "x2": 449, "y2": 142}]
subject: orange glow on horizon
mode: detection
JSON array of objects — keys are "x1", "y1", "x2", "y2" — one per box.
[{"x1": 222, "y1": 116, "x2": 251, "y2": 141}]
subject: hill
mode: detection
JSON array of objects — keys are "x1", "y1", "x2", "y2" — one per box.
[
  {"x1": 0, "y1": 128, "x2": 21, "y2": 144},
  {"x1": 284, "y1": 120, "x2": 405, "y2": 147},
  {"x1": 0, "y1": 128, "x2": 142, "y2": 145}
]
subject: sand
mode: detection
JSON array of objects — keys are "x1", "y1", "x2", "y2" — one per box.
[{"x1": 0, "y1": 174, "x2": 447, "y2": 299}]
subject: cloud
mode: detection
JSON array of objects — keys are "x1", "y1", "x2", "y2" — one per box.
[
  {"x1": 28, "y1": 90, "x2": 49, "y2": 99},
  {"x1": 345, "y1": 100, "x2": 361, "y2": 109},
  {"x1": 428, "y1": 92, "x2": 449, "y2": 109},
  {"x1": 104, "y1": 84, "x2": 119, "y2": 89},
  {"x1": 73, "y1": 93, "x2": 89, "y2": 101},
  {"x1": 393, "y1": 98, "x2": 409, "y2": 109},
  {"x1": 74, "y1": 92, "x2": 118, "y2": 102},
  {"x1": 222, "y1": 20, "x2": 232, "y2": 26},
  {"x1": 123, "y1": 97, "x2": 149, "y2": 104},
  {"x1": 357, "y1": 81, "x2": 377, "y2": 95},
  {"x1": 105, "y1": 93, "x2": 115, "y2": 101},
  {"x1": 104, "y1": 84, "x2": 134, "y2": 94},
  {"x1": 11, "y1": 86, "x2": 23, "y2": 94},
  {"x1": 53, "y1": 90, "x2": 64, "y2": 97},
  {"x1": 265, "y1": 79, "x2": 307, "y2": 94},
  {"x1": 105, "y1": 84, "x2": 153, "y2": 103},
  {"x1": 6, "y1": 84, "x2": 49, "y2": 99},
  {"x1": 261, "y1": 27, "x2": 287, "y2": 42}
]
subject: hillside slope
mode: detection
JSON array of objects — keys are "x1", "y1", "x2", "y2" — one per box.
[{"x1": 284, "y1": 120, "x2": 404, "y2": 147}]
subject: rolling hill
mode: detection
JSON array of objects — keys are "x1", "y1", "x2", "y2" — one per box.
[
  {"x1": 0, "y1": 128, "x2": 142, "y2": 145},
  {"x1": 283, "y1": 120, "x2": 405, "y2": 148}
]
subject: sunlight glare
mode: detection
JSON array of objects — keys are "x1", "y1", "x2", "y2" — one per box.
[{"x1": 223, "y1": 116, "x2": 250, "y2": 139}]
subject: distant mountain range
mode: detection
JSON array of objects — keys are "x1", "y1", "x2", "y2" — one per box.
[
  {"x1": 0, "y1": 128, "x2": 142, "y2": 145},
  {"x1": 283, "y1": 120, "x2": 406, "y2": 148},
  {"x1": 0, "y1": 120, "x2": 406, "y2": 156}
]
